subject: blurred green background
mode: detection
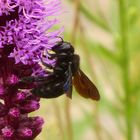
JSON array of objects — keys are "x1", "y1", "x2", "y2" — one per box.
[{"x1": 34, "y1": 0, "x2": 140, "y2": 140}]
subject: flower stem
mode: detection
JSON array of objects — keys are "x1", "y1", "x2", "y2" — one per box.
[
  {"x1": 65, "y1": 98, "x2": 73, "y2": 140},
  {"x1": 118, "y1": 1, "x2": 132, "y2": 140},
  {"x1": 53, "y1": 100, "x2": 65, "y2": 140},
  {"x1": 79, "y1": 24, "x2": 102, "y2": 140}
]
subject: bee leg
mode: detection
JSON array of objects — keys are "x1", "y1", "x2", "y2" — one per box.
[
  {"x1": 39, "y1": 57, "x2": 54, "y2": 69},
  {"x1": 20, "y1": 76, "x2": 48, "y2": 83}
]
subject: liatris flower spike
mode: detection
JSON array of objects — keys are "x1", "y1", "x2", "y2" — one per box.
[{"x1": 0, "y1": 0, "x2": 63, "y2": 139}]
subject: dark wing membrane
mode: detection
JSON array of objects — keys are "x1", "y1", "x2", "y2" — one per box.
[{"x1": 73, "y1": 69, "x2": 100, "y2": 101}]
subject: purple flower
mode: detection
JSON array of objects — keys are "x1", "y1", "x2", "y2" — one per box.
[{"x1": 0, "y1": 0, "x2": 63, "y2": 139}]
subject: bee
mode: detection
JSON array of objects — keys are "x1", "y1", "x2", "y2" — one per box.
[{"x1": 21, "y1": 39, "x2": 100, "y2": 101}]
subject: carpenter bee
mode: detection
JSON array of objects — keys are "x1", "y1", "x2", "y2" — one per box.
[{"x1": 21, "y1": 39, "x2": 100, "y2": 101}]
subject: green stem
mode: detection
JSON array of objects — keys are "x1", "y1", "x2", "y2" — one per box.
[
  {"x1": 65, "y1": 99, "x2": 73, "y2": 140},
  {"x1": 79, "y1": 24, "x2": 102, "y2": 140},
  {"x1": 53, "y1": 100, "x2": 65, "y2": 140},
  {"x1": 119, "y1": 1, "x2": 132, "y2": 140}
]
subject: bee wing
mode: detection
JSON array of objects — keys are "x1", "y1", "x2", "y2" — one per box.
[
  {"x1": 63, "y1": 65, "x2": 73, "y2": 99},
  {"x1": 65, "y1": 79, "x2": 72, "y2": 99},
  {"x1": 73, "y1": 69, "x2": 100, "y2": 101}
]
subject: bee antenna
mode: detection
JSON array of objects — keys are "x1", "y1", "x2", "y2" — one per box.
[{"x1": 55, "y1": 36, "x2": 64, "y2": 42}]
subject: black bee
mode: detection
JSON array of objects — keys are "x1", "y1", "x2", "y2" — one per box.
[{"x1": 21, "y1": 39, "x2": 100, "y2": 101}]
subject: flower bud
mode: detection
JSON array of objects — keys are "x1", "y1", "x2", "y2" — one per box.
[
  {"x1": 20, "y1": 100, "x2": 40, "y2": 113},
  {"x1": 12, "y1": 91, "x2": 26, "y2": 102},
  {"x1": 8, "y1": 107, "x2": 20, "y2": 118},
  {"x1": 1, "y1": 126, "x2": 14, "y2": 138},
  {"x1": 6, "y1": 74, "x2": 19, "y2": 85},
  {"x1": 19, "y1": 116, "x2": 44, "y2": 138},
  {"x1": 17, "y1": 127, "x2": 33, "y2": 138}
]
